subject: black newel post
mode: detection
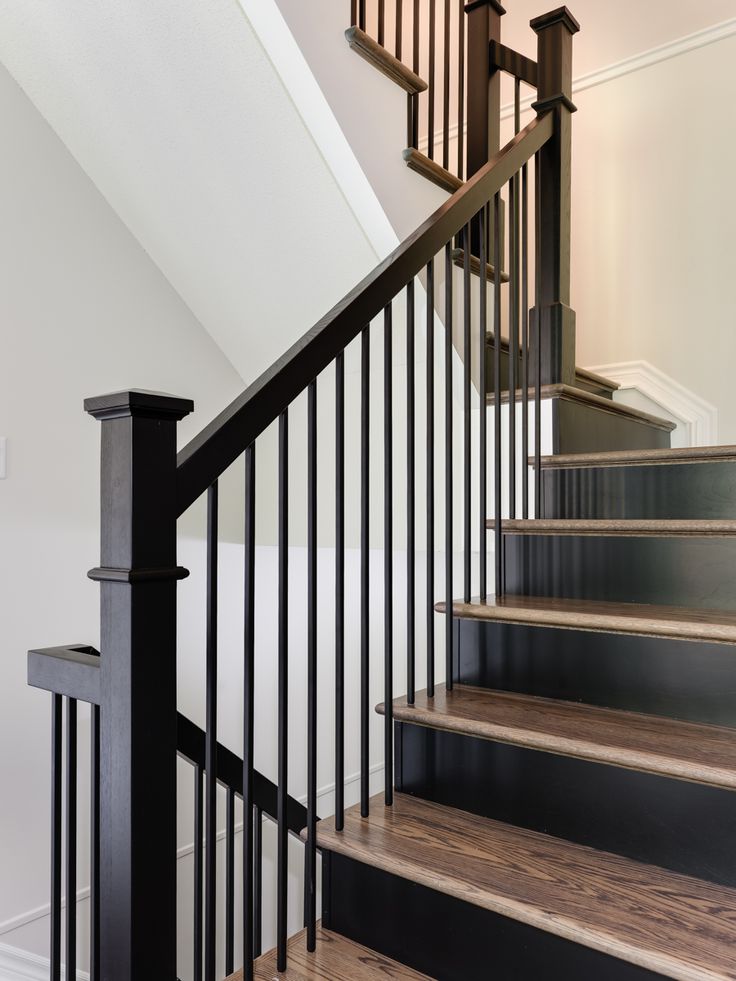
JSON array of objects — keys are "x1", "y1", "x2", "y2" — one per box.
[
  {"x1": 531, "y1": 7, "x2": 579, "y2": 385},
  {"x1": 465, "y1": 0, "x2": 505, "y2": 179},
  {"x1": 85, "y1": 390, "x2": 193, "y2": 981},
  {"x1": 465, "y1": 0, "x2": 505, "y2": 263}
]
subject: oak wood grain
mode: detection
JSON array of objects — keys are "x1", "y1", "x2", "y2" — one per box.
[
  {"x1": 230, "y1": 925, "x2": 429, "y2": 980},
  {"x1": 487, "y1": 518, "x2": 736, "y2": 537},
  {"x1": 439, "y1": 595, "x2": 736, "y2": 644},
  {"x1": 379, "y1": 684, "x2": 736, "y2": 789},
  {"x1": 536, "y1": 445, "x2": 736, "y2": 469},
  {"x1": 344, "y1": 27, "x2": 428, "y2": 95},
  {"x1": 402, "y1": 148, "x2": 463, "y2": 193},
  {"x1": 315, "y1": 794, "x2": 736, "y2": 981},
  {"x1": 487, "y1": 383, "x2": 677, "y2": 431}
]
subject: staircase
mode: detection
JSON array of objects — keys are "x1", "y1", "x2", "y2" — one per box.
[{"x1": 25, "y1": 4, "x2": 736, "y2": 981}]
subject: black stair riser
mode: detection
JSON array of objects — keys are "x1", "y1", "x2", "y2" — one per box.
[
  {"x1": 542, "y1": 461, "x2": 736, "y2": 520},
  {"x1": 454, "y1": 619, "x2": 736, "y2": 727},
  {"x1": 395, "y1": 721, "x2": 736, "y2": 888},
  {"x1": 504, "y1": 533, "x2": 736, "y2": 610},
  {"x1": 324, "y1": 851, "x2": 663, "y2": 981},
  {"x1": 552, "y1": 397, "x2": 670, "y2": 453}
]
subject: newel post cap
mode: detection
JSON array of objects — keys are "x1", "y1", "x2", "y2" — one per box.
[
  {"x1": 530, "y1": 6, "x2": 580, "y2": 35},
  {"x1": 465, "y1": 0, "x2": 506, "y2": 15},
  {"x1": 84, "y1": 389, "x2": 194, "y2": 422}
]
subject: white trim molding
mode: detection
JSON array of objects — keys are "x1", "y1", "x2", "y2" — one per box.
[
  {"x1": 0, "y1": 942, "x2": 88, "y2": 981},
  {"x1": 585, "y1": 360, "x2": 718, "y2": 447}
]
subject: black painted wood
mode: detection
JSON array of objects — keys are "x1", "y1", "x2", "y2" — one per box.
[
  {"x1": 454, "y1": 619, "x2": 736, "y2": 727},
  {"x1": 395, "y1": 721, "x2": 736, "y2": 888},
  {"x1": 542, "y1": 461, "x2": 736, "y2": 520},
  {"x1": 85, "y1": 390, "x2": 192, "y2": 981},
  {"x1": 552, "y1": 395, "x2": 671, "y2": 453},
  {"x1": 504, "y1": 533, "x2": 736, "y2": 610},
  {"x1": 325, "y1": 852, "x2": 662, "y2": 981}
]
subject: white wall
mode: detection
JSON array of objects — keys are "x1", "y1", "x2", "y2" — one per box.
[{"x1": 0, "y1": 61, "x2": 245, "y2": 966}]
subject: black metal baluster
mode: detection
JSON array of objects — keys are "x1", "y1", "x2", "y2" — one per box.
[
  {"x1": 205, "y1": 481, "x2": 218, "y2": 981},
  {"x1": 358, "y1": 0, "x2": 366, "y2": 32},
  {"x1": 479, "y1": 206, "x2": 488, "y2": 601},
  {"x1": 522, "y1": 160, "x2": 530, "y2": 520},
  {"x1": 493, "y1": 192, "x2": 503, "y2": 596},
  {"x1": 509, "y1": 171, "x2": 518, "y2": 521},
  {"x1": 407, "y1": 281, "x2": 416, "y2": 704},
  {"x1": 411, "y1": 0, "x2": 420, "y2": 148},
  {"x1": 384, "y1": 304, "x2": 394, "y2": 803},
  {"x1": 306, "y1": 379, "x2": 318, "y2": 949},
  {"x1": 277, "y1": 410, "x2": 289, "y2": 971},
  {"x1": 50, "y1": 694, "x2": 62, "y2": 981},
  {"x1": 444, "y1": 243, "x2": 454, "y2": 689},
  {"x1": 193, "y1": 765, "x2": 203, "y2": 981},
  {"x1": 462, "y1": 223, "x2": 471, "y2": 603},
  {"x1": 253, "y1": 805, "x2": 263, "y2": 959},
  {"x1": 90, "y1": 704, "x2": 100, "y2": 981},
  {"x1": 396, "y1": 0, "x2": 403, "y2": 59},
  {"x1": 335, "y1": 353, "x2": 345, "y2": 831},
  {"x1": 443, "y1": 0, "x2": 450, "y2": 170},
  {"x1": 457, "y1": 0, "x2": 465, "y2": 179},
  {"x1": 360, "y1": 326, "x2": 370, "y2": 817},
  {"x1": 65, "y1": 697, "x2": 77, "y2": 981},
  {"x1": 351, "y1": 0, "x2": 357, "y2": 29},
  {"x1": 428, "y1": 0, "x2": 436, "y2": 161},
  {"x1": 243, "y1": 443, "x2": 256, "y2": 980},
  {"x1": 225, "y1": 789, "x2": 235, "y2": 976},
  {"x1": 378, "y1": 0, "x2": 385, "y2": 46},
  {"x1": 426, "y1": 260, "x2": 435, "y2": 696},
  {"x1": 534, "y1": 154, "x2": 542, "y2": 515}
]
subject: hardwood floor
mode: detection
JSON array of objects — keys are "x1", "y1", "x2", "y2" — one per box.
[
  {"x1": 229, "y1": 926, "x2": 429, "y2": 980},
  {"x1": 381, "y1": 684, "x2": 736, "y2": 789},
  {"x1": 315, "y1": 794, "x2": 736, "y2": 981},
  {"x1": 441, "y1": 594, "x2": 736, "y2": 644}
]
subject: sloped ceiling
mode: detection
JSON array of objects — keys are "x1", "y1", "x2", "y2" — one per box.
[{"x1": 0, "y1": 0, "x2": 380, "y2": 386}]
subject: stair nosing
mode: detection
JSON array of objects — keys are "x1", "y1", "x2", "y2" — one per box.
[
  {"x1": 487, "y1": 383, "x2": 676, "y2": 431},
  {"x1": 486, "y1": 518, "x2": 736, "y2": 537},
  {"x1": 402, "y1": 147, "x2": 463, "y2": 193},
  {"x1": 438, "y1": 595, "x2": 736, "y2": 645},
  {"x1": 377, "y1": 684, "x2": 736, "y2": 790},
  {"x1": 534, "y1": 445, "x2": 736, "y2": 469},
  {"x1": 345, "y1": 26, "x2": 428, "y2": 95}
]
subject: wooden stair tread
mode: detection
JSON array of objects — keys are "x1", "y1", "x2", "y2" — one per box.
[
  {"x1": 440, "y1": 595, "x2": 736, "y2": 644},
  {"x1": 487, "y1": 383, "x2": 676, "y2": 431},
  {"x1": 232, "y1": 924, "x2": 429, "y2": 980},
  {"x1": 316, "y1": 794, "x2": 736, "y2": 981},
  {"x1": 452, "y1": 247, "x2": 510, "y2": 283},
  {"x1": 535, "y1": 445, "x2": 736, "y2": 469},
  {"x1": 345, "y1": 27, "x2": 427, "y2": 95},
  {"x1": 379, "y1": 684, "x2": 736, "y2": 789},
  {"x1": 487, "y1": 518, "x2": 736, "y2": 537},
  {"x1": 402, "y1": 147, "x2": 462, "y2": 193}
]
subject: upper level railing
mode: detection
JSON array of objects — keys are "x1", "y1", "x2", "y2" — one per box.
[{"x1": 28, "y1": 7, "x2": 578, "y2": 981}]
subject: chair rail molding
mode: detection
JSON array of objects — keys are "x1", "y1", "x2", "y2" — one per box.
[{"x1": 585, "y1": 360, "x2": 718, "y2": 447}]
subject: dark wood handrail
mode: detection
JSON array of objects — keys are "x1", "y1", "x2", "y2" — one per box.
[
  {"x1": 27, "y1": 644, "x2": 307, "y2": 835},
  {"x1": 175, "y1": 111, "x2": 554, "y2": 517}
]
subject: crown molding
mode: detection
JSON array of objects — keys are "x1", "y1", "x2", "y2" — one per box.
[
  {"x1": 584, "y1": 360, "x2": 718, "y2": 447},
  {"x1": 419, "y1": 15, "x2": 736, "y2": 151}
]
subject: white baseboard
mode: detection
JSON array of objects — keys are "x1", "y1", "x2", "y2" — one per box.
[{"x1": 0, "y1": 942, "x2": 88, "y2": 981}]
